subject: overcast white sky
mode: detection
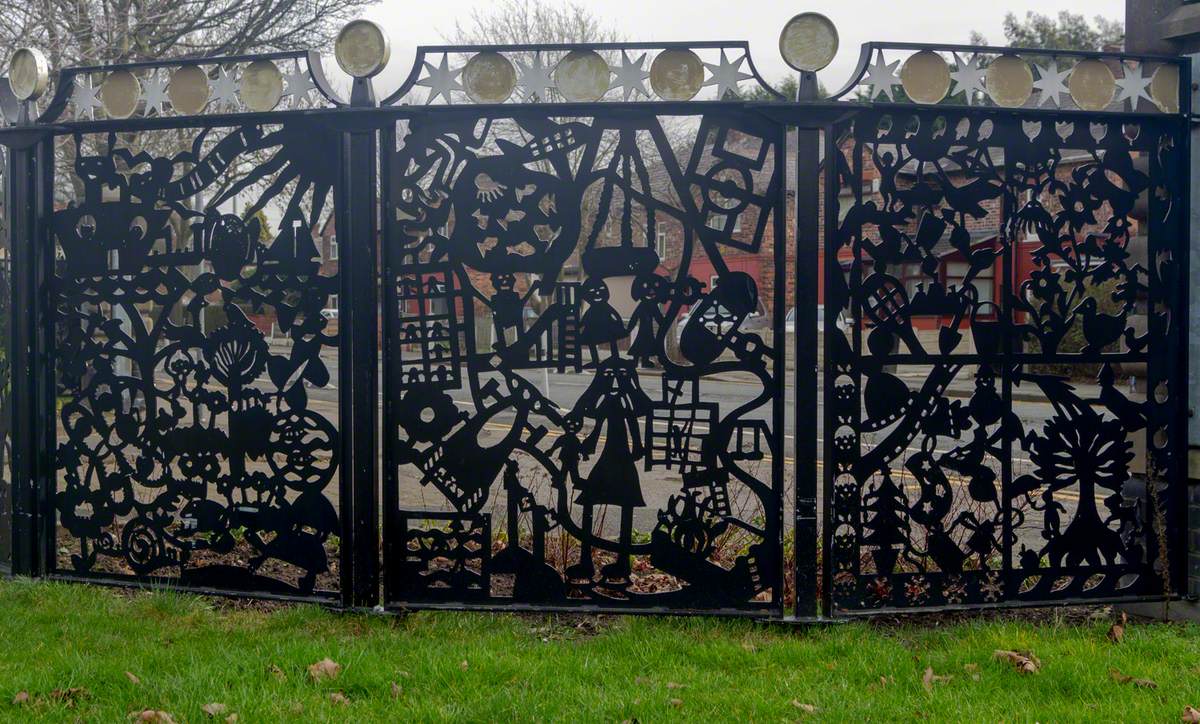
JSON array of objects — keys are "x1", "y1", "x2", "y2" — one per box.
[{"x1": 351, "y1": 0, "x2": 1126, "y2": 96}]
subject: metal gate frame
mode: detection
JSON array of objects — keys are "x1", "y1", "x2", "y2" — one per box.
[{"x1": 0, "y1": 26, "x2": 1189, "y2": 620}]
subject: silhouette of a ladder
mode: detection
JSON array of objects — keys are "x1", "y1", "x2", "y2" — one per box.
[{"x1": 555, "y1": 283, "x2": 582, "y2": 373}]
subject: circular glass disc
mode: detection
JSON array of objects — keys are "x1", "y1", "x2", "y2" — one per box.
[
  {"x1": 1069, "y1": 58, "x2": 1116, "y2": 111},
  {"x1": 335, "y1": 19, "x2": 390, "y2": 78},
  {"x1": 169, "y1": 65, "x2": 210, "y2": 115},
  {"x1": 650, "y1": 49, "x2": 705, "y2": 101},
  {"x1": 1150, "y1": 63, "x2": 1180, "y2": 114},
  {"x1": 463, "y1": 51, "x2": 517, "y2": 104},
  {"x1": 779, "y1": 13, "x2": 839, "y2": 72},
  {"x1": 986, "y1": 55, "x2": 1033, "y2": 108},
  {"x1": 101, "y1": 70, "x2": 140, "y2": 119},
  {"x1": 9, "y1": 48, "x2": 49, "y2": 100},
  {"x1": 554, "y1": 50, "x2": 610, "y2": 102},
  {"x1": 241, "y1": 60, "x2": 284, "y2": 111},
  {"x1": 900, "y1": 51, "x2": 951, "y2": 104}
]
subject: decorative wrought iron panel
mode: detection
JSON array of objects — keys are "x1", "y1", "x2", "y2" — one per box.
[
  {"x1": 825, "y1": 108, "x2": 1187, "y2": 612},
  {"x1": 50, "y1": 121, "x2": 344, "y2": 598},
  {"x1": 383, "y1": 109, "x2": 787, "y2": 614}
]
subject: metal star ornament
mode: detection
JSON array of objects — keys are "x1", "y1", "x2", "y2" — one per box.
[
  {"x1": 210, "y1": 67, "x2": 240, "y2": 110},
  {"x1": 950, "y1": 53, "x2": 987, "y2": 105},
  {"x1": 515, "y1": 52, "x2": 554, "y2": 102},
  {"x1": 1032, "y1": 60, "x2": 1071, "y2": 108},
  {"x1": 1114, "y1": 62, "x2": 1153, "y2": 109},
  {"x1": 417, "y1": 54, "x2": 464, "y2": 104},
  {"x1": 139, "y1": 72, "x2": 170, "y2": 115},
  {"x1": 609, "y1": 50, "x2": 650, "y2": 101},
  {"x1": 703, "y1": 49, "x2": 752, "y2": 100},
  {"x1": 71, "y1": 75, "x2": 102, "y2": 119},
  {"x1": 283, "y1": 62, "x2": 316, "y2": 102},
  {"x1": 863, "y1": 51, "x2": 901, "y2": 101}
]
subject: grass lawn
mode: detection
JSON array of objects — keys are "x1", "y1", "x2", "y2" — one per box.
[{"x1": 1, "y1": 579, "x2": 1198, "y2": 722}]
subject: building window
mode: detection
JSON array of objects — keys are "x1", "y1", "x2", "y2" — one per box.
[
  {"x1": 945, "y1": 260, "x2": 995, "y2": 306},
  {"x1": 329, "y1": 237, "x2": 338, "y2": 261},
  {"x1": 900, "y1": 262, "x2": 925, "y2": 300},
  {"x1": 328, "y1": 294, "x2": 338, "y2": 309},
  {"x1": 654, "y1": 222, "x2": 668, "y2": 258}
]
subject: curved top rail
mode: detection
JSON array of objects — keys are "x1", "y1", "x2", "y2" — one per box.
[
  {"x1": 826, "y1": 42, "x2": 1189, "y2": 116},
  {"x1": 22, "y1": 50, "x2": 344, "y2": 126},
  {"x1": 381, "y1": 40, "x2": 786, "y2": 106},
  {"x1": 3, "y1": 36, "x2": 1190, "y2": 127}
]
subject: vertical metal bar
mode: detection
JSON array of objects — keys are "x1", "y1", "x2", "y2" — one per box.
[
  {"x1": 820, "y1": 119, "x2": 844, "y2": 618},
  {"x1": 1175, "y1": 62, "x2": 1192, "y2": 597},
  {"x1": 1165, "y1": 109, "x2": 1190, "y2": 596},
  {"x1": 379, "y1": 123, "x2": 398, "y2": 605},
  {"x1": 769, "y1": 117, "x2": 786, "y2": 617},
  {"x1": 35, "y1": 137, "x2": 56, "y2": 577},
  {"x1": 4, "y1": 132, "x2": 50, "y2": 577},
  {"x1": 336, "y1": 123, "x2": 381, "y2": 608},
  {"x1": 792, "y1": 71, "x2": 820, "y2": 618},
  {"x1": 999, "y1": 126, "x2": 1014, "y2": 599}
]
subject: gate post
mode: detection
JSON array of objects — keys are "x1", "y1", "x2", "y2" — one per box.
[
  {"x1": 334, "y1": 75, "x2": 383, "y2": 609},
  {"x1": 1126, "y1": 0, "x2": 1200, "y2": 617},
  {"x1": 793, "y1": 70, "x2": 821, "y2": 618},
  {"x1": 2, "y1": 125, "x2": 54, "y2": 579}
]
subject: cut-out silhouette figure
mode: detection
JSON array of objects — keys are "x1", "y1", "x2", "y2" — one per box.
[
  {"x1": 568, "y1": 357, "x2": 652, "y2": 581},
  {"x1": 577, "y1": 277, "x2": 627, "y2": 365}
]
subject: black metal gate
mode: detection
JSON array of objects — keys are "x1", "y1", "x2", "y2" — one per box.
[{"x1": 0, "y1": 27, "x2": 1189, "y2": 620}]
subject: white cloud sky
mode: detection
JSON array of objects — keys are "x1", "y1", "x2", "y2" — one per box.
[{"x1": 350, "y1": 0, "x2": 1125, "y2": 97}]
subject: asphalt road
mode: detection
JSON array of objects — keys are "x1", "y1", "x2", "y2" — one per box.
[{"x1": 285, "y1": 348, "x2": 1068, "y2": 541}]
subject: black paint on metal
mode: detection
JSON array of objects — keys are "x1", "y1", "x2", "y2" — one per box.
[{"x1": 0, "y1": 40, "x2": 1189, "y2": 619}]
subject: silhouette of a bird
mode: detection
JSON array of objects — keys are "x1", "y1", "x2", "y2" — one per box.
[
  {"x1": 1097, "y1": 363, "x2": 1146, "y2": 431},
  {"x1": 1078, "y1": 297, "x2": 1127, "y2": 353}
]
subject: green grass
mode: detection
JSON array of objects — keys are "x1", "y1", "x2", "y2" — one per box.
[{"x1": 1, "y1": 579, "x2": 1198, "y2": 722}]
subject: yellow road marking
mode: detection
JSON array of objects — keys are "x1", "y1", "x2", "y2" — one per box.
[{"x1": 477, "y1": 421, "x2": 1081, "y2": 502}]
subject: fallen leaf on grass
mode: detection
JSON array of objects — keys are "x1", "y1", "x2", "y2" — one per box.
[
  {"x1": 329, "y1": 692, "x2": 349, "y2": 706},
  {"x1": 224, "y1": 715, "x2": 238, "y2": 723},
  {"x1": 1109, "y1": 669, "x2": 1157, "y2": 689},
  {"x1": 125, "y1": 672, "x2": 141, "y2": 685},
  {"x1": 201, "y1": 703, "x2": 227, "y2": 717},
  {"x1": 1108, "y1": 612, "x2": 1128, "y2": 644},
  {"x1": 390, "y1": 682, "x2": 402, "y2": 699},
  {"x1": 460, "y1": 660, "x2": 469, "y2": 672},
  {"x1": 12, "y1": 692, "x2": 30, "y2": 705},
  {"x1": 268, "y1": 665, "x2": 286, "y2": 681},
  {"x1": 867, "y1": 675, "x2": 893, "y2": 692},
  {"x1": 50, "y1": 687, "x2": 89, "y2": 706},
  {"x1": 922, "y1": 667, "x2": 952, "y2": 692},
  {"x1": 792, "y1": 701, "x2": 817, "y2": 713},
  {"x1": 666, "y1": 682, "x2": 685, "y2": 690},
  {"x1": 993, "y1": 650, "x2": 1040, "y2": 674},
  {"x1": 307, "y1": 659, "x2": 341, "y2": 682},
  {"x1": 668, "y1": 698, "x2": 683, "y2": 708},
  {"x1": 130, "y1": 711, "x2": 176, "y2": 723},
  {"x1": 1181, "y1": 705, "x2": 1200, "y2": 722}
]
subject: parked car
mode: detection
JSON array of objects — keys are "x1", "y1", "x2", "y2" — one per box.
[
  {"x1": 674, "y1": 300, "x2": 770, "y2": 347},
  {"x1": 786, "y1": 306, "x2": 850, "y2": 334}
]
